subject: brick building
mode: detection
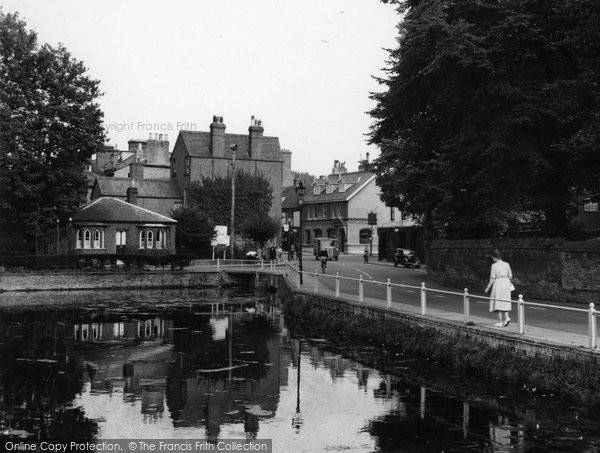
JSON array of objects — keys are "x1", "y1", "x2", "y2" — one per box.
[
  {"x1": 70, "y1": 194, "x2": 177, "y2": 255},
  {"x1": 170, "y1": 116, "x2": 287, "y2": 220}
]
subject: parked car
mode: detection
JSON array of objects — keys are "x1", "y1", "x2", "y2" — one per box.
[{"x1": 393, "y1": 248, "x2": 421, "y2": 268}]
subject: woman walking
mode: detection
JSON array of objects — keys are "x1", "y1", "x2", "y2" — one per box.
[{"x1": 484, "y1": 249, "x2": 514, "y2": 327}]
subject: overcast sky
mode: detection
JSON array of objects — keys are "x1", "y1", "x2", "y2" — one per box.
[{"x1": 2, "y1": 0, "x2": 399, "y2": 175}]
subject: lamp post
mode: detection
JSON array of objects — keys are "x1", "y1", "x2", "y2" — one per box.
[
  {"x1": 295, "y1": 180, "x2": 305, "y2": 285},
  {"x1": 230, "y1": 144, "x2": 238, "y2": 259}
]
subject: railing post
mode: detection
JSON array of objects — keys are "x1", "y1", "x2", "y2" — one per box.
[
  {"x1": 463, "y1": 288, "x2": 470, "y2": 324},
  {"x1": 217, "y1": 258, "x2": 220, "y2": 272},
  {"x1": 517, "y1": 295, "x2": 525, "y2": 335},
  {"x1": 359, "y1": 275, "x2": 364, "y2": 303},
  {"x1": 314, "y1": 271, "x2": 319, "y2": 294},
  {"x1": 420, "y1": 282, "x2": 426, "y2": 315},
  {"x1": 589, "y1": 303, "x2": 597, "y2": 350},
  {"x1": 261, "y1": 260, "x2": 264, "y2": 270},
  {"x1": 335, "y1": 273, "x2": 340, "y2": 298},
  {"x1": 386, "y1": 279, "x2": 392, "y2": 308}
]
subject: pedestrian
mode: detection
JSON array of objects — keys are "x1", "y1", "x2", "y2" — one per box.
[
  {"x1": 288, "y1": 244, "x2": 295, "y2": 261},
  {"x1": 484, "y1": 249, "x2": 515, "y2": 327},
  {"x1": 277, "y1": 246, "x2": 283, "y2": 262},
  {"x1": 270, "y1": 245, "x2": 277, "y2": 263},
  {"x1": 363, "y1": 247, "x2": 369, "y2": 264}
]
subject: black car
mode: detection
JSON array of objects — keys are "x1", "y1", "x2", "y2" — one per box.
[{"x1": 393, "y1": 248, "x2": 421, "y2": 268}]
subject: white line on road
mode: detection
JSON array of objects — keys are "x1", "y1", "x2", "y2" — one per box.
[{"x1": 355, "y1": 268, "x2": 373, "y2": 280}]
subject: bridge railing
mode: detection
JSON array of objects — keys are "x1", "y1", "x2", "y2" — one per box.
[{"x1": 284, "y1": 262, "x2": 597, "y2": 350}]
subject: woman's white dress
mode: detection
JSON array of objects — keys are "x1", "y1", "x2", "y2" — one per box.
[{"x1": 488, "y1": 260, "x2": 513, "y2": 312}]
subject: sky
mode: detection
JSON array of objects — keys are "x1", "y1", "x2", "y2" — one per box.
[{"x1": 2, "y1": 0, "x2": 400, "y2": 176}]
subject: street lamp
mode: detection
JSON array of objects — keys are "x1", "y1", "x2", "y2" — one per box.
[
  {"x1": 295, "y1": 180, "x2": 305, "y2": 285},
  {"x1": 230, "y1": 144, "x2": 238, "y2": 259}
]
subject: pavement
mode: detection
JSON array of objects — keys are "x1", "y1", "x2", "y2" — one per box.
[{"x1": 285, "y1": 253, "x2": 600, "y2": 353}]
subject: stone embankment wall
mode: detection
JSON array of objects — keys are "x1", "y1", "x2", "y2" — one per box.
[
  {"x1": 0, "y1": 270, "x2": 229, "y2": 292},
  {"x1": 427, "y1": 238, "x2": 600, "y2": 303},
  {"x1": 284, "y1": 290, "x2": 600, "y2": 405}
]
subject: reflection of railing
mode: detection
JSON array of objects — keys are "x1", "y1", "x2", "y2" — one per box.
[{"x1": 284, "y1": 263, "x2": 599, "y2": 350}]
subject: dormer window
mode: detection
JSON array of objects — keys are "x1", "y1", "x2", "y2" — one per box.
[{"x1": 313, "y1": 185, "x2": 321, "y2": 195}]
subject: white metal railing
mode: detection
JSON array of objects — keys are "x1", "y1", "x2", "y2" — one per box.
[{"x1": 283, "y1": 262, "x2": 598, "y2": 350}]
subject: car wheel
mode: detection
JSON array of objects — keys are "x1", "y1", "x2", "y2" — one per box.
[{"x1": 335, "y1": 257, "x2": 338, "y2": 261}]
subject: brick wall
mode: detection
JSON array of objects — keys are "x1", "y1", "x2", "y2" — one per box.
[{"x1": 428, "y1": 239, "x2": 600, "y2": 303}]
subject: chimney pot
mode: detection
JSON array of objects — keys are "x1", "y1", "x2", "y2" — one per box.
[
  {"x1": 219, "y1": 116, "x2": 224, "y2": 123},
  {"x1": 165, "y1": 134, "x2": 168, "y2": 141},
  {"x1": 148, "y1": 133, "x2": 152, "y2": 140},
  {"x1": 213, "y1": 115, "x2": 218, "y2": 123},
  {"x1": 159, "y1": 134, "x2": 163, "y2": 140}
]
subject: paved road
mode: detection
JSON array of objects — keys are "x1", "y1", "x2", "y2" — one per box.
[{"x1": 296, "y1": 253, "x2": 591, "y2": 337}]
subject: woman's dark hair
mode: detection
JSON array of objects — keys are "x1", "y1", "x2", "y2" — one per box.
[{"x1": 491, "y1": 249, "x2": 502, "y2": 260}]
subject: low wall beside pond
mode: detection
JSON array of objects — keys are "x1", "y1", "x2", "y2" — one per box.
[
  {"x1": 284, "y1": 290, "x2": 600, "y2": 405},
  {"x1": 0, "y1": 270, "x2": 228, "y2": 292}
]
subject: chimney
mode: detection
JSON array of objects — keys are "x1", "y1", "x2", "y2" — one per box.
[
  {"x1": 210, "y1": 115, "x2": 226, "y2": 157},
  {"x1": 126, "y1": 186, "x2": 138, "y2": 205},
  {"x1": 130, "y1": 161, "x2": 144, "y2": 180},
  {"x1": 249, "y1": 117, "x2": 264, "y2": 159}
]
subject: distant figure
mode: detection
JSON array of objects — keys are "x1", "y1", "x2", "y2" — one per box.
[
  {"x1": 276, "y1": 246, "x2": 283, "y2": 262},
  {"x1": 270, "y1": 245, "x2": 277, "y2": 262},
  {"x1": 288, "y1": 244, "x2": 295, "y2": 261},
  {"x1": 363, "y1": 247, "x2": 369, "y2": 264},
  {"x1": 484, "y1": 249, "x2": 514, "y2": 327}
]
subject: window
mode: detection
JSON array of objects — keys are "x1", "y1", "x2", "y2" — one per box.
[
  {"x1": 156, "y1": 230, "x2": 167, "y2": 249},
  {"x1": 322, "y1": 205, "x2": 327, "y2": 219},
  {"x1": 76, "y1": 230, "x2": 83, "y2": 249},
  {"x1": 114, "y1": 322, "x2": 125, "y2": 339},
  {"x1": 83, "y1": 229, "x2": 91, "y2": 249},
  {"x1": 313, "y1": 186, "x2": 320, "y2": 195},
  {"x1": 184, "y1": 156, "x2": 191, "y2": 175},
  {"x1": 116, "y1": 230, "x2": 127, "y2": 246},
  {"x1": 327, "y1": 228, "x2": 335, "y2": 238},
  {"x1": 584, "y1": 201, "x2": 599, "y2": 212},
  {"x1": 305, "y1": 229, "x2": 311, "y2": 244},
  {"x1": 390, "y1": 207, "x2": 395, "y2": 221},
  {"x1": 147, "y1": 230, "x2": 154, "y2": 249},
  {"x1": 171, "y1": 158, "x2": 177, "y2": 177},
  {"x1": 93, "y1": 229, "x2": 104, "y2": 249},
  {"x1": 139, "y1": 230, "x2": 146, "y2": 249},
  {"x1": 359, "y1": 228, "x2": 371, "y2": 244},
  {"x1": 314, "y1": 228, "x2": 322, "y2": 238}
]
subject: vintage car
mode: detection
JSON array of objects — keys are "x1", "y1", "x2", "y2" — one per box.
[{"x1": 393, "y1": 248, "x2": 421, "y2": 268}]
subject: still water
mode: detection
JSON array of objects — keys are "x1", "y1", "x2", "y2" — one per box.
[{"x1": 1, "y1": 288, "x2": 600, "y2": 452}]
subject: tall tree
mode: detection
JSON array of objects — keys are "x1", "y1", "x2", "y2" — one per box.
[
  {"x1": 171, "y1": 207, "x2": 214, "y2": 256},
  {"x1": 0, "y1": 11, "x2": 105, "y2": 253},
  {"x1": 187, "y1": 170, "x2": 274, "y2": 235},
  {"x1": 370, "y1": 0, "x2": 600, "y2": 238}
]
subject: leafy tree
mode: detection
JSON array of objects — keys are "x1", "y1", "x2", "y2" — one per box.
[
  {"x1": 370, "y1": 0, "x2": 600, "y2": 238},
  {"x1": 188, "y1": 170, "x2": 274, "y2": 234},
  {"x1": 171, "y1": 207, "x2": 214, "y2": 256},
  {"x1": 0, "y1": 11, "x2": 105, "y2": 253},
  {"x1": 242, "y1": 216, "x2": 280, "y2": 249}
]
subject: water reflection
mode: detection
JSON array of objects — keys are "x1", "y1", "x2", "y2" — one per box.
[{"x1": 0, "y1": 288, "x2": 600, "y2": 452}]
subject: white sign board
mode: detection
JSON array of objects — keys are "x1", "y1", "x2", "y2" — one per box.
[{"x1": 211, "y1": 225, "x2": 229, "y2": 246}]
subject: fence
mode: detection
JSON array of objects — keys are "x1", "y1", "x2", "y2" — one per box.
[{"x1": 284, "y1": 262, "x2": 598, "y2": 351}]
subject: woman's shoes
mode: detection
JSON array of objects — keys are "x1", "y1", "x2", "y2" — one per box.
[{"x1": 503, "y1": 318, "x2": 511, "y2": 327}]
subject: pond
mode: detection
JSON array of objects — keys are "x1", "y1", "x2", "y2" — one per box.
[{"x1": 0, "y1": 287, "x2": 599, "y2": 452}]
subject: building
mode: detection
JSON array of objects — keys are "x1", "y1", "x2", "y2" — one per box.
[
  {"x1": 69, "y1": 195, "x2": 177, "y2": 255},
  {"x1": 91, "y1": 174, "x2": 182, "y2": 218},
  {"x1": 170, "y1": 116, "x2": 288, "y2": 220},
  {"x1": 573, "y1": 194, "x2": 600, "y2": 237},
  {"x1": 296, "y1": 160, "x2": 420, "y2": 255}
]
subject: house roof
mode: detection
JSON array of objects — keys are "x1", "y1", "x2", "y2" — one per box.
[
  {"x1": 303, "y1": 172, "x2": 375, "y2": 203},
  {"x1": 94, "y1": 177, "x2": 182, "y2": 199},
  {"x1": 282, "y1": 186, "x2": 300, "y2": 210},
  {"x1": 178, "y1": 130, "x2": 282, "y2": 161},
  {"x1": 72, "y1": 197, "x2": 177, "y2": 224}
]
